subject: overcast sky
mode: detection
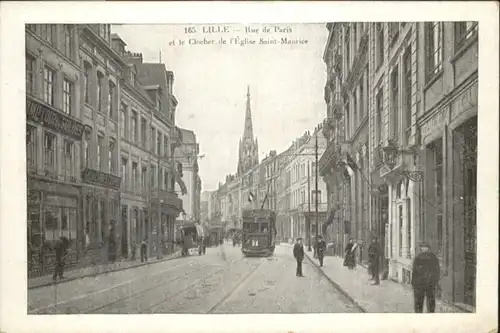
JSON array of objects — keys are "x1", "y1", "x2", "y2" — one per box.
[{"x1": 112, "y1": 24, "x2": 329, "y2": 191}]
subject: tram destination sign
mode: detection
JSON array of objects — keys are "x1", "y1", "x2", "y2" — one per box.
[{"x1": 26, "y1": 98, "x2": 84, "y2": 140}]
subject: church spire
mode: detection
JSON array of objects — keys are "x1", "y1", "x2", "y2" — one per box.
[{"x1": 243, "y1": 85, "x2": 253, "y2": 141}]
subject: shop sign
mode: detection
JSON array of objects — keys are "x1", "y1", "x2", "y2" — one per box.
[
  {"x1": 82, "y1": 168, "x2": 121, "y2": 190},
  {"x1": 26, "y1": 98, "x2": 84, "y2": 140},
  {"x1": 420, "y1": 109, "x2": 447, "y2": 140},
  {"x1": 451, "y1": 83, "x2": 478, "y2": 121}
]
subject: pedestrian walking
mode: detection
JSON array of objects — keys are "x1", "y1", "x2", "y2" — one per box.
[
  {"x1": 368, "y1": 236, "x2": 381, "y2": 285},
  {"x1": 293, "y1": 237, "x2": 305, "y2": 277},
  {"x1": 343, "y1": 238, "x2": 357, "y2": 269},
  {"x1": 52, "y1": 236, "x2": 69, "y2": 281},
  {"x1": 140, "y1": 238, "x2": 148, "y2": 262},
  {"x1": 316, "y1": 235, "x2": 327, "y2": 267},
  {"x1": 412, "y1": 242, "x2": 440, "y2": 313}
]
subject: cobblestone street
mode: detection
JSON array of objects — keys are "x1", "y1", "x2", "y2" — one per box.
[{"x1": 28, "y1": 244, "x2": 361, "y2": 314}]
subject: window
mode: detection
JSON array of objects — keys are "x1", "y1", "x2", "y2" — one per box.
[
  {"x1": 353, "y1": 87, "x2": 358, "y2": 130},
  {"x1": 131, "y1": 111, "x2": 137, "y2": 143},
  {"x1": 455, "y1": 22, "x2": 478, "y2": 50},
  {"x1": 26, "y1": 55, "x2": 35, "y2": 95},
  {"x1": 121, "y1": 158, "x2": 128, "y2": 189},
  {"x1": 159, "y1": 167, "x2": 163, "y2": 189},
  {"x1": 164, "y1": 169, "x2": 168, "y2": 190},
  {"x1": 83, "y1": 130, "x2": 90, "y2": 168},
  {"x1": 84, "y1": 63, "x2": 91, "y2": 104},
  {"x1": 398, "y1": 205, "x2": 403, "y2": 257},
  {"x1": 359, "y1": 76, "x2": 364, "y2": 120},
  {"x1": 108, "y1": 81, "x2": 115, "y2": 118},
  {"x1": 63, "y1": 79, "x2": 73, "y2": 115},
  {"x1": 43, "y1": 132, "x2": 56, "y2": 173},
  {"x1": 97, "y1": 135, "x2": 103, "y2": 170},
  {"x1": 141, "y1": 118, "x2": 147, "y2": 148},
  {"x1": 150, "y1": 164, "x2": 157, "y2": 188},
  {"x1": 158, "y1": 99, "x2": 162, "y2": 113},
  {"x1": 120, "y1": 105, "x2": 126, "y2": 139},
  {"x1": 425, "y1": 23, "x2": 443, "y2": 81},
  {"x1": 403, "y1": 48, "x2": 412, "y2": 144},
  {"x1": 390, "y1": 67, "x2": 399, "y2": 141},
  {"x1": 376, "y1": 90, "x2": 383, "y2": 144},
  {"x1": 97, "y1": 73, "x2": 104, "y2": 111},
  {"x1": 27, "y1": 125, "x2": 37, "y2": 170},
  {"x1": 41, "y1": 25, "x2": 57, "y2": 47},
  {"x1": 157, "y1": 132, "x2": 162, "y2": 157},
  {"x1": 43, "y1": 66, "x2": 55, "y2": 106},
  {"x1": 132, "y1": 162, "x2": 138, "y2": 193},
  {"x1": 429, "y1": 139, "x2": 444, "y2": 256},
  {"x1": 376, "y1": 23, "x2": 384, "y2": 68},
  {"x1": 344, "y1": 26, "x2": 350, "y2": 72},
  {"x1": 141, "y1": 166, "x2": 147, "y2": 192},
  {"x1": 345, "y1": 99, "x2": 350, "y2": 140},
  {"x1": 109, "y1": 140, "x2": 115, "y2": 173},
  {"x1": 150, "y1": 127, "x2": 156, "y2": 153},
  {"x1": 63, "y1": 140, "x2": 74, "y2": 181},
  {"x1": 406, "y1": 199, "x2": 412, "y2": 259},
  {"x1": 164, "y1": 135, "x2": 169, "y2": 157},
  {"x1": 63, "y1": 25, "x2": 73, "y2": 60},
  {"x1": 388, "y1": 23, "x2": 399, "y2": 45}
]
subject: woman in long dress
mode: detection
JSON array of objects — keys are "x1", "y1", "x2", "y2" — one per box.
[{"x1": 344, "y1": 238, "x2": 357, "y2": 269}]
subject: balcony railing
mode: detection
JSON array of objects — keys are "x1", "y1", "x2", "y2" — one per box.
[
  {"x1": 318, "y1": 141, "x2": 341, "y2": 175},
  {"x1": 298, "y1": 202, "x2": 328, "y2": 213},
  {"x1": 151, "y1": 188, "x2": 183, "y2": 211}
]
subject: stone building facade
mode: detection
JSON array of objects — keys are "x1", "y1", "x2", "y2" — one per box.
[
  {"x1": 26, "y1": 25, "x2": 186, "y2": 277},
  {"x1": 320, "y1": 21, "x2": 477, "y2": 311}
]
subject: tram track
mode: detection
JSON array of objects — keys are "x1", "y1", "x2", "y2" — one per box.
[
  {"x1": 207, "y1": 258, "x2": 264, "y2": 313},
  {"x1": 91, "y1": 257, "x2": 245, "y2": 314}
]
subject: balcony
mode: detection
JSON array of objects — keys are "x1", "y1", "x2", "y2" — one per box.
[
  {"x1": 82, "y1": 168, "x2": 121, "y2": 190},
  {"x1": 318, "y1": 141, "x2": 341, "y2": 176},
  {"x1": 151, "y1": 188, "x2": 183, "y2": 213},
  {"x1": 298, "y1": 202, "x2": 328, "y2": 213}
]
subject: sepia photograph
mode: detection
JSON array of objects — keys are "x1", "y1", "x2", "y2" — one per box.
[
  {"x1": 0, "y1": 1, "x2": 498, "y2": 332},
  {"x1": 25, "y1": 21, "x2": 478, "y2": 315}
]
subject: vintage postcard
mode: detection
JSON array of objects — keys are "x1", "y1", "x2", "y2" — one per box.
[{"x1": 0, "y1": 1, "x2": 498, "y2": 333}]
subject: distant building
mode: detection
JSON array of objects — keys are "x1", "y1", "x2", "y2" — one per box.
[{"x1": 175, "y1": 128, "x2": 202, "y2": 223}]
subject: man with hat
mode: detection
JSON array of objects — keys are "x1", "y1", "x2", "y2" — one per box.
[
  {"x1": 411, "y1": 242, "x2": 441, "y2": 313},
  {"x1": 293, "y1": 237, "x2": 305, "y2": 277},
  {"x1": 316, "y1": 235, "x2": 327, "y2": 267},
  {"x1": 368, "y1": 236, "x2": 381, "y2": 285}
]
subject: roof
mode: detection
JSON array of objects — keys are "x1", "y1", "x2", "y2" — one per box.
[
  {"x1": 111, "y1": 33, "x2": 127, "y2": 46},
  {"x1": 135, "y1": 63, "x2": 167, "y2": 88},
  {"x1": 179, "y1": 128, "x2": 196, "y2": 144}
]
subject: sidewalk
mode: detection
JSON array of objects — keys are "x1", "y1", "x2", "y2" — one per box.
[
  {"x1": 28, "y1": 250, "x2": 182, "y2": 290},
  {"x1": 303, "y1": 250, "x2": 464, "y2": 313}
]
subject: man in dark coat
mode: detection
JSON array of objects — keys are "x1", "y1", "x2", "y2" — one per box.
[
  {"x1": 412, "y1": 242, "x2": 440, "y2": 313},
  {"x1": 52, "y1": 236, "x2": 69, "y2": 281},
  {"x1": 140, "y1": 237, "x2": 148, "y2": 262},
  {"x1": 316, "y1": 235, "x2": 327, "y2": 267},
  {"x1": 293, "y1": 237, "x2": 305, "y2": 277},
  {"x1": 368, "y1": 237, "x2": 381, "y2": 285}
]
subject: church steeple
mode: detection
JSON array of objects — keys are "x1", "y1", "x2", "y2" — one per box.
[
  {"x1": 237, "y1": 85, "x2": 259, "y2": 176},
  {"x1": 243, "y1": 85, "x2": 254, "y2": 141}
]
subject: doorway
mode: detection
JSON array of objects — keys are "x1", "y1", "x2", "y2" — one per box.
[
  {"x1": 461, "y1": 117, "x2": 477, "y2": 307},
  {"x1": 121, "y1": 205, "x2": 128, "y2": 258}
]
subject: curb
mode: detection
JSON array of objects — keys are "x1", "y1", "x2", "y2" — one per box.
[
  {"x1": 28, "y1": 251, "x2": 182, "y2": 290},
  {"x1": 304, "y1": 252, "x2": 367, "y2": 313}
]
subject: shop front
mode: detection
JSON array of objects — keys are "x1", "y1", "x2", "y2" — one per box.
[
  {"x1": 27, "y1": 179, "x2": 80, "y2": 278},
  {"x1": 418, "y1": 78, "x2": 477, "y2": 310},
  {"x1": 81, "y1": 168, "x2": 121, "y2": 266}
]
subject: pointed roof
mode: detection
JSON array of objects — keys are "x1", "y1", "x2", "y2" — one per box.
[{"x1": 243, "y1": 85, "x2": 253, "y2": 141}]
